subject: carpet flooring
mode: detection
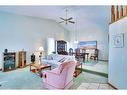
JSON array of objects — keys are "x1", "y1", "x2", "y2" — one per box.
[
  {"x1": 0, "y1": 67, "x2": 43, "y2": 89},
  {"x1": 0, "y1": 66, "x2": 108, "y2": 89}
]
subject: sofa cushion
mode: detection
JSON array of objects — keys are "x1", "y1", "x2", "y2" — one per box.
[
  {"x1": 58, "y1": 57, "x2": 66, "y2": 62},
  {"x1": 54, "y1": 55, "x2": 64, "y2": 61},
  {"x1": 42, "y1": 59, "x2": 62, "y2": 68},
  {"x1": 42, "y1": 54, "x2": 76, "y2": 69},
  {"x1": 42, "y1": 59, "x2": 59, "y2": 65},
  {"x1": 46, "y1": 55, "x2": 53, "y2": 60}
]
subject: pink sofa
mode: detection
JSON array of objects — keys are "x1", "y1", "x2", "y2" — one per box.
[{"x1": 42, "y1": 61, "x2": 76, "y2": 89}]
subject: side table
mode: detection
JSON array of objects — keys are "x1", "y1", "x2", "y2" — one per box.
[{"x1": 74, "y1": 61, "x2": 83, "y2": 77}]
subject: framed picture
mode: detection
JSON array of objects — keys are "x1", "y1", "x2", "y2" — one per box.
[
  {"x1": 112, "y1": 33, "x2": 124, "y2": 48},
  {"x1": 78, "y1": 41, "x2": 97, "y2": 49}
]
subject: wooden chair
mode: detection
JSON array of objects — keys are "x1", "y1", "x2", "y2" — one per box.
[
  {"x1": 75, "y1": 48, "x2": 83, "y2": 61},
  {"x1": 90, "y1": 49, "x2": 98, "y2": 60},
  {"x1": 69, "y1": 48, "x2": 73, "y2": 56},
  {"x1": 81, "y1": 49, "x2": 86, "y2": 62}
]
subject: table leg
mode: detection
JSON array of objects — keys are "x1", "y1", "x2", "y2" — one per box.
[
  {"x1": 83, "y1": 55, "x2": 85, "y2": 62},
  {"x1": 87, "y1": 54, "x2": 89, "y2": 61},
  {"x1": 50, "y1": 66, "x2": 51, "y2": 70},
  {"x1": 30, "y1": 65, "x2": 31, "y2": 71},
  {"x1": 81, "y1": 62, "x2": 82, "y2": 73}
]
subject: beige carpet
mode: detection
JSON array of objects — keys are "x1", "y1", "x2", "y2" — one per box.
[{"x1": 77, "y1": 83, "x2": 115, "y2": 90}]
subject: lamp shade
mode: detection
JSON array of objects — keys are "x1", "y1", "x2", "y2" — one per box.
[
  {"x1": 74, "y1": 40, "x2": 78, "y2": 44},
  {"x1": 39, "y1": 46, "x2": 44, "y2": 51}
]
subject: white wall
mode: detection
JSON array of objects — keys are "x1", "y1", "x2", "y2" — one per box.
[
  {"x1": 69, "y1": 21, "x2": 109, "y2": 60},
  {"x1": 109, "y1": 17, "x2": 127, "y2": 89},
  {"x1": 0, "y1": 11, "x2": 69, "y2": 69}
]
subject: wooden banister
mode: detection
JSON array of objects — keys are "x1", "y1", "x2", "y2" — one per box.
[
  {"x1": 111, "y1": 5, "x2": 115, "y2": 22},
  {"x1": 120, "y1": 6, "x2": 123, "y2": 18},
  {"x1": 111, "y1": 5, "x2": 127, "y2": 24},
  {"x1": 126, "y1": 6, "x2": 127, "y2": 16},
  {"x1": 116, "y1": 6, "x2": 119, "y2": 20}
]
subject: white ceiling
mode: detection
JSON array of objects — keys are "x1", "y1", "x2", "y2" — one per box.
[{"x1": 0, "y1": 6, "x2": 110, "y2": 32}]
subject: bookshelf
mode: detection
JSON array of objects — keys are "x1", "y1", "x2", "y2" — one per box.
[
  {"x1": 3, "y1": 52, "x2": 16, "y2": 71},
  {"x1": 56, "y1": 40, "x2": 67, "y2": 54},
  {"x1": 18, "y1": 50, "x2": 26, "y2": 68}
]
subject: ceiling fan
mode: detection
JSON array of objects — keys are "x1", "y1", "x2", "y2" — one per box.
[{"x1": 59, "y1": 9, "x2": 75, "y2": 24}]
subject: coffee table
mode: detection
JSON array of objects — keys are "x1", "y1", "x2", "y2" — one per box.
[{"x1": 30, "y1": 63, "x2": 51, "y2": 74}]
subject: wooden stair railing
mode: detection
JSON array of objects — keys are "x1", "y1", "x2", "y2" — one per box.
[{"x1": 111, "y1": 5, "x2": 127, "y2": 24}]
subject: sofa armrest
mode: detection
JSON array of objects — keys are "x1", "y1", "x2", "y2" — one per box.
[
  {"x1": 43, "y1": 69, "x2": 62, "y2": 83},
  {"x1": 47, "y1": 68, "x2": 61, "y2": 75},
  {"x1": 43, "y1": 68, "x2": 60, "y2": 78}
]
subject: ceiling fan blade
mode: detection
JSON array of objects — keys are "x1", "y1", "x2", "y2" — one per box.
[
  {"x1": 60, "y1": 17, "x2": 65, "y2": 21},
  {"x1": 68, "y1": 21, "x2": 75, "y2": 24},
  {"x1": 59, "y1": 21, "x2": 64, "y2": 23},
  {"x1": 67, "y1": 17, "x2": 73, "y2": 20}
]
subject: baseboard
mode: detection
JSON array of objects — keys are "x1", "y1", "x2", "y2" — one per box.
[
  {"x1": 98, "y1": 59, "x2": 108, "y2": 62},
  {"x1": 108, "y1": 83, "x2": 118, "y2": 89}
]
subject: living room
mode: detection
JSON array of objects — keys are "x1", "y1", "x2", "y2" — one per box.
[{"x1": 0, "y1": 5, "x2": 126, "y2": 90}]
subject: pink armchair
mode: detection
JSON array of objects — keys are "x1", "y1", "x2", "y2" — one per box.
[{"x1": 42, "y1": 61, "x2": 76, "y2": 89}]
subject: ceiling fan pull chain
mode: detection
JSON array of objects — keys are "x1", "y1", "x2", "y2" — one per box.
[{"x1": 66, "y1": 9, "x2": 68, "y2": 24}]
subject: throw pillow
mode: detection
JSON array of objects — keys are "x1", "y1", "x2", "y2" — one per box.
[
  {"x1": 50, "y1": 57, "x2": 53, "y2": 60},
  {"x1": 61, "y1": 58, "x2": 66, "y2": 62},
  {"x1": 58, "y1": 57, "x2": 66, "y2": 62}
]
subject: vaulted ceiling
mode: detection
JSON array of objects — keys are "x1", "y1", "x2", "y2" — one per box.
[{"x1": 0, "y1": 6, "x2": 110, "y2": 32}]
